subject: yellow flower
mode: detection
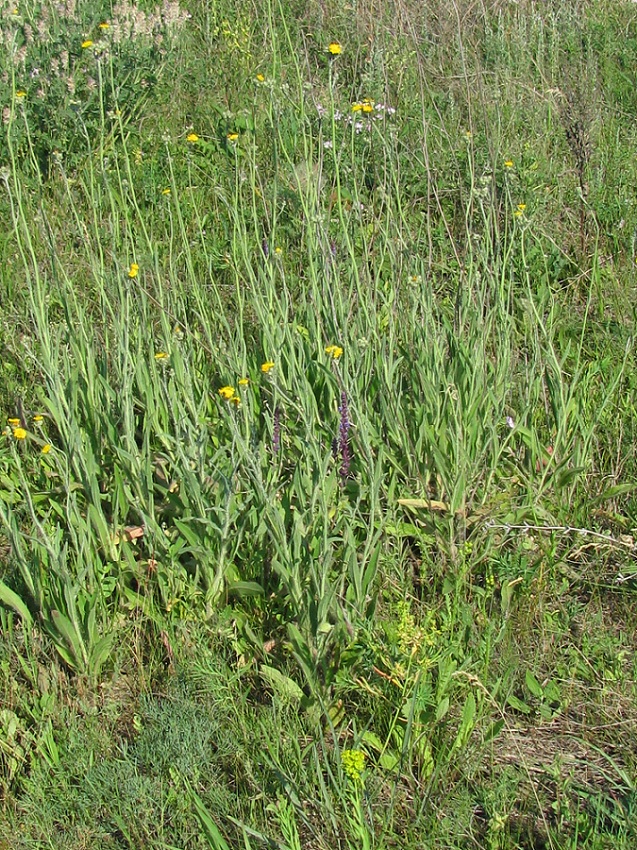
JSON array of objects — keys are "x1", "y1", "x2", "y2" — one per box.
[
  {"x1": 7, "y1": 418, "x2": 20, "y2": 426},
  {"x1": 186, "y1": 133, "x2": 200, "y2": 143},
  {"x1": 274, "y1": 246, "x2": 282, "y2": 255},
  {"x1": 32, "y1": 415, "x2": 43, "y2": 422},
  {"x1": 128, "y1": 262, "x2": 139, "y2": 278},
  {"x1": 517, "y1": 203, "x2": 526, "y2": 211},
  {"x1": 15, "y1": 90, "x2": 26, "y2": 98},
  {"x1": 162, "y1": 188, "x2": 171, "y2": 195},
  {"x1": 341, "y1": 749, "x2": 366, "y2": 783},
  {"x1": 99, "y1": 22, "x2": 110, "y2": 29},
  {"x1": 260, "y1": 361, "x2": 275, "y2": 374},
  {"x1": 231, "y1": 396, "x2": 241, "y2": 406},
  {"x1": 238, "y1": 378, "x2": 249, "y2": 386},
  {"x1": 12, "y1": 427, "x2": 27, "y2": 440},
  {"x1": 218, "y1": 385, "x2": 235, "y2": 400},
  {"x1": 41, "y1": 443, "x2": 52, "y2": 454},
  {"x1": 361, "y1": 101, "x2": 374, "y2": 113},
  {"x1": 81, "y1": 40, "x2": 93, "y2": 49},
  {"x1": 504, "y1": 159, "x2": 514, "y2": 168},
  {"x1": 328, "y1": 42, "x2": 342, "y2": 55},
  {"x1": 351, "y1": 102, "x2": 363, "y2": 113},
  {"x1": 154, "y1": 352, "x2": 169, "y2": 360},
  {"x1": 255, "y1": 73, "x2": 265, "y2": 82},
  {"x1": 227, "y1": 132, "x2": 239, "y2": 143},
  {"x1": 325, "y1": 344, "x2": 343, "y2": 359}
]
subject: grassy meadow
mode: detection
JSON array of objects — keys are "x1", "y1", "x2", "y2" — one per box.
[{"x1": 1, "y1": 0, "x2": 637, "y2": 846}]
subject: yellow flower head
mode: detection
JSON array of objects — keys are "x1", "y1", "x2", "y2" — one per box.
[
  {"x1": 15, "y1": 90, "x2": 26, "y2": 98},
  {"x1": 154, "y1": 352, "x2": 169, "y2": 360},
  {"x1": 33, "y1": 415, "x2": 43, "y2": 422},
  {"x1": 12, "y1": 427, "x2": 27, "y2": 440},
  {"x1": 255, "y1": 73, "x2": 265, "y2": 82},
  {"x1": 341, "y1": 749, "x2": 366, "y2": 783},
  {"x1": 274, "y1": 246, "x2": 282, "y2": 255},
  {"x1": 238, "y1": 377, "x2": 249, "y2": 386},
  {"x1": 261, "y1": 361, "x2": 275, "y2": 374},
  {"x1": 162, "y1": 188, "x2": 171, "y2": 195},
  {"x1": 227, "y1": 132, "x2": 239, "y2": 143},
  {"x1": 361, "y1": 102, "x2": 374, "y2": 113},
  {"x1": 128, "y1": 262, "x2": 139, "y2": 278},
  {"x1": 41, "y1": 443, "x2": 52, "y2": 454},
  {"x1": 186, "y1": 133, "x2": 200, "y2": 143},
  {"x1": 218, "y1": 385, "x2": 235, "y2": 400},
  {"x1": 517, "y1": 203, "x2": 526, "y2": 211},
  {"x1": 231, "y1": 396, "x2": 241, "y2": 406},
  {"x1": 7, "y1": 418, "x2": 20, "y2": 426},
  {"x1": 81, "y1": 39, "x2": 93, "y2": 49},
  {"x1": 504, "y1": 159, "x2": 514, "y2": 168},
  {"x1": 351, "y1": 102, "x2": 363, "y2": 113},
  {"x1": 328, "y1": 42, "x2": 342, "y2": 55},
  {"x1": 325, "y1": 344, "x2": 343, "y2": 359},
  {"x1": 99, "y1": 22, "x2": 110, "y2": 29}
]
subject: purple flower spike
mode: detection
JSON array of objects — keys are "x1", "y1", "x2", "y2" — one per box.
[
  {"x1": 272, "y1": 406, "x2": 281, "y2": 454},
  {"x1": 262, "y1": 238, "x2": 270, "y2": 259},
  {"x1": 338, "y1": 391, "x2": 351, "y2": 479}
]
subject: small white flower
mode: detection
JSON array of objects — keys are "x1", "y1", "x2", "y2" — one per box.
[{"x1": 506, "y1": 416, "x2": 515, "y2": 429}]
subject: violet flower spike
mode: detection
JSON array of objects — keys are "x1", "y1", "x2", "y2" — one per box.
[
  {"x1": 272, "y1": 406, "x2": 281, "y2": 454},
  {"x1": 338, "y1": 391, "x2": 351, "y2": 479}
]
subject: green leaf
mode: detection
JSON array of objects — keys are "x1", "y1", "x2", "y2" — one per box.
[
  {"x1": 0, "y1": 581, "x2": 32, "y2": 626},
  {"x1": 525, "y1": 669, "x2": 544, "y2": 699},
  {"x1": 507, "y1": 694, "x2": 532, "y2": 714},
  {"x1": 260, "y1": 665, "x2": 304, "y2": 702}
]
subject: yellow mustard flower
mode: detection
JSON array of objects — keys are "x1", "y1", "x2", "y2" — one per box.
[
  {"x1": 325, "y1": 344, "x2": 343, "y2": 359},
  {"x1": 274, "y1": 246, "x2": 282, "y2": 255},
  {"x1": 227, "y1": 132, "x2": 239, "y2": 143},
  {"x1": 218, "y1": 385, "x2": 235, "y2": 400},
  {"x1": 12, "y1": 427, "x2": 27, "y2": 440},
  {"x1": 162, "y1": 188, "x2": 171, "y2": 195},
  {"x1": 7, "y1": 418, "x2": 20, "y2": 426},
  {"x1": 128, "y1": 262, "x2": 139, "y2": 278},
  {"x1": 81, "y1": 40, "x2": 93, "y2": 49},
  {"x1": 33, "y1": 415, "x2": 43, "y2": 422},
  {"x1": 361, "y1": 100, "x2": 374, "y2": 113},
  {"x1": 15, "y1": 90, "x2": 26, "y2": 98},
  {"x1": 186, "y1": 133, "x2": 200, "y2": 143},
  {"x1": 41, "y1": 443, "x2": 52, "y2": 454},
  {"x1": 517, "y1": 203, "x2": 526, "y2": 211},
  {"x1": 99, "y1": 22, "x2": 110, "y2": 29},
  {"x1": 328, "y1": 42, "x2": 342, "y2": 55},
  {"x1": 238, "y1": 377, "x2": 249, "y2": 386},
  {"x1": 504, "y1": 159, "x2": 514, "y2": 168},
  {"x1": 351, "y1": 102, "x2": 363, "y2": 113},
  {"x1": 255, "y1": 73, "x2": 265, "y2": 82},
  {"x1": 341, "y1": 749, "x2": 366, "y2": 783},
  {"x1": 261, "y1": 361, "x2": 275, "y2": 374},
  {"x1": 154, "y1": 352, "x2": 168, "y2": 360}
]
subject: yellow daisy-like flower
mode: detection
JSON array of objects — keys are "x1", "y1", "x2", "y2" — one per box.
[
  {"x1": 227, "y1": 132, "x2": 239, "y2": 143},
  {"x1": 41, "y1": 443, "x2": 52, "y2": 454},
  {"x1": 218, "y1": 385, "x2": 235, "y2": 400},
  {"x1": 33, "y1": 415, "x2": 43, "y2": 422},
  {"x1": 7, "y1": 417, "x2": 20, "y2": 426},
  {"x1": 351, "y1": 102, "x2": 363, "y2": 113},
  {"x1": 15, "y1": 90, "x2": 26, "y2": 98},
  {"x1": 162, "y1": 188, "x2": 171, "y2": 195},
  {"x1": 186, "y1": 133, "x2": 199, "y2": 143},
  {"x1": 504, "y1": 159, "x2": 514, "y2": 168},
  {"x1": 81, "y1": 39, "x2": 93, "y2": 49},
  {"x1": 99, "y1": 22, "x2": 110, "y2": 29},
  {"x1": 154, "y1": 352, "x2": 168, "y2": 360},
  {"x1": 260, "y1": 361, "x2": 275, "y2": 374},
  {"x1": 328, "y1": 42, "x2": 342, "y2": 55},
  {"x1": 238, "y1": 377, "x2": 249, "y2": 386},
  {"x1": 231, "y1": 396, "x2": 241, "y2": 406},
  {"x1": 255, "y1": 73, "x2": 265, "y2": 82},
  {"x1": 517, "y1": 203, "x2": 526, "y2": 211},
  {"x1": 274, "y1": 246, "x2": 282, "y2": 255},
  {"x1": 12, "y1": 427, "x2": 27, "y2": 440},
  {"x1": 361, "y1": 101, "x2": 374, "y2": 113},
  {"x1": 325, "y1": 344, "x2": 343, "y2": 359},
  {"x1": 128, "y1": 262, "x2": 139, "y2": 278}
]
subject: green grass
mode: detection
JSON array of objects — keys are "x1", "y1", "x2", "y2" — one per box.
[{"x1": 1, "y1": 0, "x2": 637, "y2": 847}]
